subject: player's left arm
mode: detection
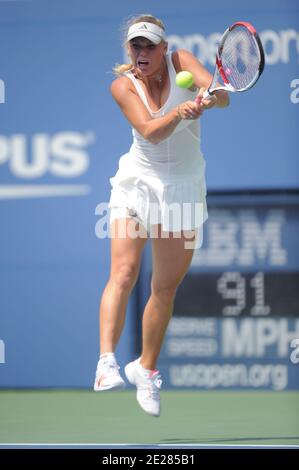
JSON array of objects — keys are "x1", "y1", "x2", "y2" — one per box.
[{"x1": 173, "y1": 49, "x2": 229, "y2": 109}]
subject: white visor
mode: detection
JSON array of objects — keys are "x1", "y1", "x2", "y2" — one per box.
[{"x1": 127, "y1": 22, "x2": 166, "y2": 45}]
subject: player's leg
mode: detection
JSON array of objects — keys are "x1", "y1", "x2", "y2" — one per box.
[
  {"x1": 125, "y1": 226, "x2": 197, "y2": 414},
  {"x1": 94, "y1": 215, "x2": 148, "y2": 391},
  {"x1": 141, "y1": 227, "x2": 197, "y2": 369},
  {"x1": 100, "y1": 217, "x2": 148, "y2": 352}
]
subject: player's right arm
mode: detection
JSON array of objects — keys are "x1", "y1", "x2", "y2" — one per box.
[{"x1": 110, "y1": 76, "x2": 202, "y2": 145}]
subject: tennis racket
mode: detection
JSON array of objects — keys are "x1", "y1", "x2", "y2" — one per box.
[{"x1": 196, "y1": 21, "x2": 265, "y2": 102}]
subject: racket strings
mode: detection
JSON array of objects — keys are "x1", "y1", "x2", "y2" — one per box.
[{"x1": 221, "y1": 27, "x2": 261, "y2": 90}]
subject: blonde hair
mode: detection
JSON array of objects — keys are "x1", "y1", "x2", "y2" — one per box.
[{"x1": 112, "y1": 14, "x2": 166, "y2": 76}]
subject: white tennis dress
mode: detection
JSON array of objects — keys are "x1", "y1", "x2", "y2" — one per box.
[{"x1": 109, "y1": 52, "x2": 208, "y2": 234}]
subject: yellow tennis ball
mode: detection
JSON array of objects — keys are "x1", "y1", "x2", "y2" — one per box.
[{"x1": 175, "y1": 71, "x2": 194, "y2": 89}]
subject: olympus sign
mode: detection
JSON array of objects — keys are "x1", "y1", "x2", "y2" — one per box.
[{"x1": 0, "y1": 131, "x2": 95, "y2": 199}]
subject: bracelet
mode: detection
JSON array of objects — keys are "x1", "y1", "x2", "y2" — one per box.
[{"x1": 176, "y1": 105, "x2": 183, "y2": 120}]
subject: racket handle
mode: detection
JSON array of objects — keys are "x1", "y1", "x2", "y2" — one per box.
[
  {"x1": 203, "y1": 89, "x2": 214, "y2": 100},
  {"x1": 195, "y1": 89, "x2": 214, "y2": 104}
]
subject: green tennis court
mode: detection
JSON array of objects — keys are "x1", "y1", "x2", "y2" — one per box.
[{"x1": 0, "y1": 390, "x2": 298, "y2": 447}]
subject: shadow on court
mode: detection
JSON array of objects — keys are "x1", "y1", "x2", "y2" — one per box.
[{"x1": 160, "y1": 436, "x2": 299, "y2": 444}]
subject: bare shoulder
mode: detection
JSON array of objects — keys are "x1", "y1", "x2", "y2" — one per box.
[
  {"x1": 172, "y1": 48, "x2": 204, "y2": 72},
  {"x1": 172, "y1": 49, "x2": 198, "y2": 68},
  {"x1": 110, "y1": 75, "x2": 135, "y2": 103},
  {"x1": 176, "y1": 48, "x2": 197, "y2": 61}
]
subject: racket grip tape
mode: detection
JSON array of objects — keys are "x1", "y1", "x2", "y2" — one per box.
[
  {"x1": 203, "y1": 89, "x2": 214, "y2": 99},
  {"x1": 195, "y1": 90, "x2": 214, "y2": 104}
]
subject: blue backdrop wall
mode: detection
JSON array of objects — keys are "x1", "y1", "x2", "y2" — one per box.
[{"x1": 0, "y1": 0, "x2": 298, "y2": 387}]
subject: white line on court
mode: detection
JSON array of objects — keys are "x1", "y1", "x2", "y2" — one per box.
[{"x1": 0, "y1": 443, "x2": 298, "y2": 449}]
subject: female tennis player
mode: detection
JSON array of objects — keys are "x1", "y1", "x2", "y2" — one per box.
[{"x1": 94, "y1": 14, "x2": 229, "y2": 417}]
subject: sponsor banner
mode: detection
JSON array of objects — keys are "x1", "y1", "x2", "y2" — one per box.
[
  {"x1": 159, "y1": 317, "x2": 299, "y2": 390},
  {"x1": 191, "y1": 204, "x2": 299, "y2": 272},
  {"x1": 138, "y1": 193, "x2": 299, "y2": 389},
  {"x1": 174, "y1": 272, "x2": 299, "y2": 317}
]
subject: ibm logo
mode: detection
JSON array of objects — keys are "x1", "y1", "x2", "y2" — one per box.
[{"x1": 0, "y1": 79, "x2": 5, "y2": 104}]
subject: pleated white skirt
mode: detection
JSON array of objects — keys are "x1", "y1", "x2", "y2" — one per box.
[
  {"x1": 108, "y1": 158, "x2": 208, "y2": 234},
  {"x1": 109, "y1": 176, "x2": 208, "y2": 232}
]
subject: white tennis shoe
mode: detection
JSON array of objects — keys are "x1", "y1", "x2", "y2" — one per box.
[
  {"x1": 125, "y1": 358, "x2": 162, "y2": 417},
  {"x1": 94, "y1": 354, "x2": 125, "y2": 391}
]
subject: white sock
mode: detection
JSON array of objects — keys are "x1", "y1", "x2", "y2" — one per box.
[
  {"x1": 138, "y1": 358, "x2": 157, "y2": 375},
  {"x1": 99, "y1": 352, "x2": 116, "y2": 362}
]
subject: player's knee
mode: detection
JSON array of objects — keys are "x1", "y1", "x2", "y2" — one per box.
[
  {"x1": 151, "y1": 282, "x2": 178, "y2": 304},
  {"x1": 111, "y1": 263, "x2": 139, "y2": 292}
]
